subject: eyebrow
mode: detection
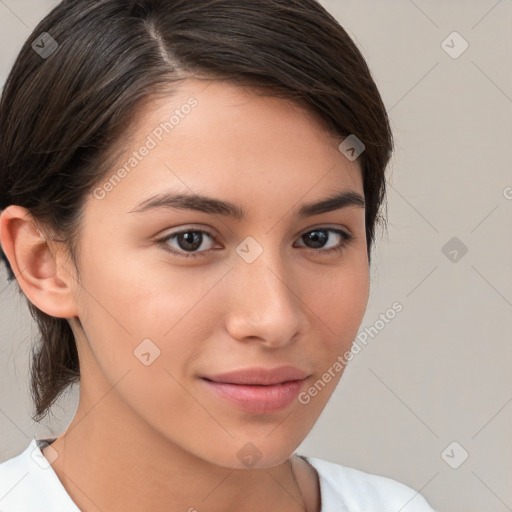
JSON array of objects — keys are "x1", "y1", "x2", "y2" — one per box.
[{"x1": 128, "y1": 189, "x2": 365, "y2": 219}]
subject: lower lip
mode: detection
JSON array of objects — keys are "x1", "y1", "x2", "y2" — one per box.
[{"x1": 201, "y1": 378, "x2": 306, "y2": 414}]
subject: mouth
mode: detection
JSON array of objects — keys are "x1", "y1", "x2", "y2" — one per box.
[
  {"x1": 199, "y1": 366, "x2": 310, "y2": 414},
  {"x1": 201, "y1": 365, "x2": 309, "y2": 386}
]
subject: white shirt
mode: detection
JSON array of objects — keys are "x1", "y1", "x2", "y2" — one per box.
[{"x1": 0, "y1": 437, "x2": 436, "y2": 511}]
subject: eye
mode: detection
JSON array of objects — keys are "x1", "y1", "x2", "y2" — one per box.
[
  {"x1": 157, "y1": 229, "x2": 218, "y2": 258},
  {"x1": 294, "y1": 227, "x2": 354, "y2": 255}
]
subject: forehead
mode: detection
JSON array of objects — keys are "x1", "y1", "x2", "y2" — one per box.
[{"x1": 87, "y1": 78, "x2": 363, "y2": 217}]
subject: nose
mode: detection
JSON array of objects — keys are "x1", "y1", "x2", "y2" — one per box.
[{"x1": 224, "y1": 250, "x2": 303, "y2": 348}]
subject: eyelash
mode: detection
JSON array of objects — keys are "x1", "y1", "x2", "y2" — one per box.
[{"x1": 157, "y1": 227, "x2": 355, "y2": 259}]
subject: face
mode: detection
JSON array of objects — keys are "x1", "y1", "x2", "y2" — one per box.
[{"x1": 59, "y1": 79, "x2": 370, "y2": 468}]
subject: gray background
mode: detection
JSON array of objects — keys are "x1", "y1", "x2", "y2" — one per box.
[{"x1": 1, "y1": 1, "x2": 511, "y2": 511}]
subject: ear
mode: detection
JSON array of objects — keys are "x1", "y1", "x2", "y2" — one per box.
[{"x1": 0, "y1": 205, "x2": 79, "y2": 318}]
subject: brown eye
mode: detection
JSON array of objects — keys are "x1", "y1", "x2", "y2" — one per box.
[
  {"x1": 295, "y1": 228, "x2": 354, "y2": 255},
  {"x1": 158, "y1": 229, "x2": 217, "y2": 258}
]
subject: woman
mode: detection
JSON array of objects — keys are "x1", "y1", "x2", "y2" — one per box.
[{"x1": 0, "y1": 1, "x2": 436, "y2": 511}]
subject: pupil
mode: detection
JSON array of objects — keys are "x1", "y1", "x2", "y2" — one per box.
[
  {"x1": 306, "y1": 230, "x2": 327, "y2": 248},
  {"x1": 179, "y1": 232, "x2": 202, "y2": 251}
]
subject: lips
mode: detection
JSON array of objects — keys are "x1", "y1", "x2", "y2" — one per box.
[
  {"x1": 199, "y1": 366, "x2": 310, "y2": 414},
  {"x1": 201, "y1": 365, "x2": 309, "y2": 386}
]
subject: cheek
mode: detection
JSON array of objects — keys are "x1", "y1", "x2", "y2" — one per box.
[
  {"x1": 77, "y1": 239, "x2": 220, "y2": 334},
  {"x1": 289, "y1": 261, "x2": 369, "y2": 414},
  {"x1": 73, "y1": 249, "x2": 228, "y2": 381},
  {"x1": 72, "y1": 255, "x2": 217, "y2": 428},
  {"x1": 302, "y1": 258, "x2": 370, "y2": 344}
]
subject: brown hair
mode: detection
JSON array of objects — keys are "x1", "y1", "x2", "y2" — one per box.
[{"x1": 0, "y1": 0, "x2": 393, "y2": 422}]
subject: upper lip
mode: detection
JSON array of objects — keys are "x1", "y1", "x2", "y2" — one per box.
[{"x1": 201, "y1": 366, "x2": 309, "y2": 386}]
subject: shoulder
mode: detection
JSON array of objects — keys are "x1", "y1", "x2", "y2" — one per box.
[
  {"x1": 0, "y1": 440, "x2": 36, "y2": 494},
  {"x1": 0, "y1": 438, "x2": 80, "y2": 512},
  {"x1": 301, "y1": 455, "x2": 436, "y2": 512}
]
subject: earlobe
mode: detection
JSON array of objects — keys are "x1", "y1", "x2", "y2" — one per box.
[{"x1": 0, "y1": 205, "x2": 79, "y2": 319}]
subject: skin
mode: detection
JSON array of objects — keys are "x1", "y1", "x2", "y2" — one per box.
[{"x1": 0, "y1": 78, "x2": 370, "y2": 512}]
